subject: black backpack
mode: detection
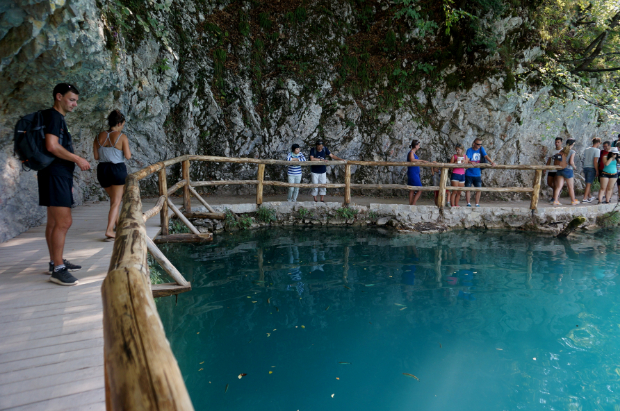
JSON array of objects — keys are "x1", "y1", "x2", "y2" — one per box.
[{"x1": 13, "y1": 111, "x2": 62, "y2": 171}]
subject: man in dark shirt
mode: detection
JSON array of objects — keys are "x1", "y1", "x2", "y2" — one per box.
[
  {"x1": 39, "y1": 83, "x2": 91, "y2": 286},
  {"x1": 309, "y1": 140, "x2": 344, "y2": 202}
]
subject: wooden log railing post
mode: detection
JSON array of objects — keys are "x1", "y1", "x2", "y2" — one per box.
[
  {"x1": 437, "y1": 167, "x2": 449, "y2": 208},
  {"x1": 530, "y1": 169, "x2": 543, "y2": 210},
  {"x1": 158, "y1": 168, "x2": 169, "y2": 235},
  {"x1": 256, "y1": 164, "x2": 265, "y2": 205},
  {"x1": 146, "y1": 236, "x2": 190, "y2": 286},
  {"x1": 182, "y1": 159, "x2": 191, "y2": 213},
  {"x1": 344, "y1": 164, "x2": 351, "y2": 205},
  {"x1": 166, "y1": 198, "x2": 201, "y2": 235}
]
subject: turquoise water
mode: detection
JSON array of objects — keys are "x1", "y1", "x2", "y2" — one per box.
[{"x1": 157, "y1": 228, "x2": 620, "y2": 411}]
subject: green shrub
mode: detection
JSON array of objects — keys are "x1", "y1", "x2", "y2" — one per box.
[
  {"x1": 258, "y1": 12, "x2": 272, "y2": 30},
  {"x1": 169, "y1": 219, "x2": 190, "y2": 234},
  {"x1": 597, "y1": 211, "x2": 620, "y2": 229},
  {"x1": 336, "y1": 206, "x2": 359, "y2": 220},
  {"x1": 148, "y1": 254, "x2": 168, "y2": 285},
  {"x1": 239, "y1": 216, "x2": 253, "y2": 229},
  {"x1": 224, "y1": 209, "x2": 238, "y2": 230},
  {"x1": 257, "y1": 206, "x2": 277, "y2": 223},
  {"x1": 503, "y1": 70, "x2": 515, "y2": 91},
  {"x1": 368, "y1": 210, "x2": 378, "y2": 220},
  {"x1": 385, "y1": 30, "x2": 396, "y2": 51},
  {"x1": 298, "y1": 207, "x2": 312, "y2": 219},
  {"x1": 239, "y1": 12, "x2": 250, "y2": 37}
]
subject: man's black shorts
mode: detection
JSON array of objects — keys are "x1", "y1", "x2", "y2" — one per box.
[
  {"x1": 38, "y1": 173, "x2": 74, "y2": 208},
  {"x1": 97, "y1": 162, "x2": 127, "y2": 188}
]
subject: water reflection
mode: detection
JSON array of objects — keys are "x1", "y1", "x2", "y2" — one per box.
[{"x1": 158, "y1": 228, "x2": 620, "y2": 411}]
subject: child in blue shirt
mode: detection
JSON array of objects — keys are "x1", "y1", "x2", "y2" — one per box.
[{"x1": 286, "y1": 144, "x2": 306, "y2": 202}]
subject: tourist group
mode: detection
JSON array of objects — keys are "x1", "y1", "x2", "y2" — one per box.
[{"x1": 16, "y1": 83, "x2": 618, "y2": 286}]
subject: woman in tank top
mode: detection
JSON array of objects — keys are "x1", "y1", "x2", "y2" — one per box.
[
  {"x1": 449, "y1": 143, "x2": 469, "y2": 207},
  {"x1": 93, "y1": 110, "x2": 131, "y2": 238}
]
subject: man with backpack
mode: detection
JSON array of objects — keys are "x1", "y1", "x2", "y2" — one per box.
[{"x1": 38, "y1": 83, "x2": 91, "y2": 286}]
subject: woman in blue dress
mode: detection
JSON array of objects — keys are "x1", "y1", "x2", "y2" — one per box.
[{"x1": 407, "y1": 140, "x2": 430, "y2": 205}]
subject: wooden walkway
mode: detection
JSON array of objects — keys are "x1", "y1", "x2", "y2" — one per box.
[{"x1": 0, "y1": 200, "x2": 162, "y2": 411}]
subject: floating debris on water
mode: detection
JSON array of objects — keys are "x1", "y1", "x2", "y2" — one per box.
[
  {"x1": 339, "y1": 362, "x2": 351, "y2": 365},
  {"x1": 198, "y1": 368, "x2": 203, "y2": 371},
  {"x1": 199, "y1": 361, "x2": 204, "y2": 364},
  {"x1": 403, "y1": 373, "x2": 420, "y2": 381},
  {"x1": 268, "y1": 298, "x2": 271, "y2": 304},
  {"x1": 400, "y1": 307, "x2": 407, "y2": 310},
  {"x1": 238, "y1": 373, "x2": 247, "y2": 379},
  {"x1": 496, "y1": 348, "x2": 503, "y2": 351},
  {"x1": 275, "y1": 307, "x2": 280, "y2": 312},
  {"x1": 395, "y1": 303, "x2": 406, "y2": 306},
  {"x1": 301, "y1": 325, "x2": 305, "y2": 328},
  {"x1": 366, "y1": 284, "x2": 375, "y2": 287},
  {"x1": 439, "y1": 343, "x2": 442, "y2": 348},
  {"x1": 344, "y1": 285, "x2": 351, "y2": 290},
  {"x1": 331, "y1": 394, "x2": 335, "y2": 398},
  {"x1": 269, "y1": 371, "x2": 273, "y2": 374},
  {"x1": 326, "y1": 306, "x2": 330, "y2": 311},
  {"x1": 225, "y1": 384, "x2": 229, "y2": 393},
  {"x1": 266, "y1": 333, "x2": 271, "y2": 337}
]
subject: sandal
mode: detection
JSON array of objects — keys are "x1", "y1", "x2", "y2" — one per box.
[
  {"x1": 553, "y1": 201, "x2": 561, "y2": 206},
  {"x1": 571, "y1": 200, "x2": 580, "y2": 206}
]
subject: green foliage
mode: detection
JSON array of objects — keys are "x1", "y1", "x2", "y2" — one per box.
[
  {"x1": 298, "y1": 207, "x2": 312, "y2": 219},
  {"x1": 239, "y1": 216, "x2": 254, "y2": 229},
  {"x1": 384, "y1": 30, "x2": 397, "y2": 52},
  {"x1": 257, "y1": 206, "x2": 277, "y2": 223},
  {"x1": 259, "y1": 12, "x2": 273, "y2": 30},
  {"x1": 295, "y1": 7, "x2": 308, "y2": 23},
  {"x1": 147, "y1": 254, "x2": 168, "y2": 285},
  {"x1": 239, "y1": 12, "x2": 250, "y2": 37},
  {"x1": 336, "y1": 206, "x2": 359, "y2": 220},
  {"x1": 503, "y1": 70, "x2": 516, "y2": 91},
  {"x1": 224, "y1": 209, "x2": 238, "y2": 230},
  {"x1": 368, "y1": 210, "x2": 378, "y2": 220},
  {"x1": 597, "y1": 210, "x2": 620, "y2": 229},
  {"x1": 169, "y1": 219, "x2": 190, "y2": 234},
  {"x1": 155, "y1": 57, "x2": 171, "y2": 73},
  {"x1": 213, "y1": 49, "x2": 227, "y2": 89}
]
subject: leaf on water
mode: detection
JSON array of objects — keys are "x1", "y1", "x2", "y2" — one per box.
[
  {"x1": 268, "y1": 298, "x2": 271, "y2": 304},
  {"x1": 336, "y1": 377, "x2": 340, "y2": 380},
  {"x1": 365, "y1": 284, "x2": 375, "y2": 287},
  {"x1": 198, "y1": 368, "x2": 203, "y2": 371},
  {"x1": 339, "y1": 362, "x2": 351, "y2": 364},
  {"x1": 276, "y1": 307, "x2": 280, "y2": 312},
  {"x1": 238, "y1": 373, "x2": 247, "y2": 379},
  {"x1": 331, "y1": 394, "x2": 335, "y2": 398},
  {"x1": 273, "y1": 329, "x2": 277, "y2": 331},
  {"x1": 247, "y1": 296, "x2": 251, "y2": 298},
  {"x1": 267, "y1": 333, "x2": 271, "y2": 337},
  {"x1": 252, "y1": 301, "x2": 257, "y2": 303},
  {"x1": 301, "y1": 325, "x2": 305, "y2": 328},
  {"x1": 225, "y1": 384, "x2": 229, "y2": 393},
  {"x1": 197, "y1": 332, "x2": 200, "y2": 334},
  {"x1": 400, "y1": 307, "x2": 407, "y2": 310},
  {"x1": 199, "y1": 361, "x2": 204, "y2": 364},
  {"x1": 269, "y1": 371, "x2": 273, "y2": 374},
  {"x1": 496, "y1": 348, "x2": 503, "y2": 351},
  {"x1": 403, "y1": 373, "x2": 420, "y2": 381},
  {"x1": 439, "y1": 343, "x2": 442, "y2": 348},
  {"x1": 326, "y1": 306, "x2": 330, "y2": 311},
  {"x1": 344, "y1": 285, "x2": 351, "y2": 290},
  {"x1": 395, "y1": 303, "x2": 405, "y2": 306}
]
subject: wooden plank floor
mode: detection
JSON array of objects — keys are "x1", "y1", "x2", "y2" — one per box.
[{"x1": 0, "y1": 200, "x2": 162, "y2": 411}]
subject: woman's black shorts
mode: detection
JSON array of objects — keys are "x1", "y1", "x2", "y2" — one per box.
[{"x1": 97, "y1": 162, "x2": 127, "y2": 188}]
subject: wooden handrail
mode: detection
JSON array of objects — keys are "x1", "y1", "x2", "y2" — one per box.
[{"x1": 104, "y1": 153, "x2": 561, "y2": 408}]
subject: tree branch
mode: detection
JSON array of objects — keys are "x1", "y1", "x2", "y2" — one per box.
[{"x1": 579, "y1": 67, "x2": 620, "y2": 72}]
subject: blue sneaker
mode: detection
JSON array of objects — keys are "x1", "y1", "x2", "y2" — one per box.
[
  {"x1": 475, "y1": 204, "x2": 480, "y2": 207},
  {"x1": 467, "y1": 203, "x2": 472, "y2": 207}
]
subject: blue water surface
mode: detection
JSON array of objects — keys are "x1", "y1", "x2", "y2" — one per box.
[{"x1": 157, "y1": 227, "x2": 620, "y2": 411}]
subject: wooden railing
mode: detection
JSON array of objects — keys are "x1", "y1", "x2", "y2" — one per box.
[{"x1": 102, "y1": 154, "x2": 560, "y2": 410}]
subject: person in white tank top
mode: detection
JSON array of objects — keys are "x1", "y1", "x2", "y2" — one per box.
[{"x1": 93, "y1": 110, "x2": 132, "y2": 238}]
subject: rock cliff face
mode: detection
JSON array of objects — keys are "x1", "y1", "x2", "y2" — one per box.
[{"x1": 0, "y1": 0, "x2": 618, "y2": 242}]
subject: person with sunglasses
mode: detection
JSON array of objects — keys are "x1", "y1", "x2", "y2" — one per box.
[{"x1": 464, "y1": 138, "x2": 496, "y2": 207}]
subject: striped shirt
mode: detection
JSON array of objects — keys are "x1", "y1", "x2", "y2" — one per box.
[{"x1": 287, "y1": 152, "x2": 306, "y2": 175}]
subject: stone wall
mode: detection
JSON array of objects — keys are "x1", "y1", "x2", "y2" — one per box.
[
  {"x1": 186, "y1": 201, "x2": 615, "y2": 235},
  {"x1": 1, "y1": 0, "x2": 618, "y2": 242}
]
